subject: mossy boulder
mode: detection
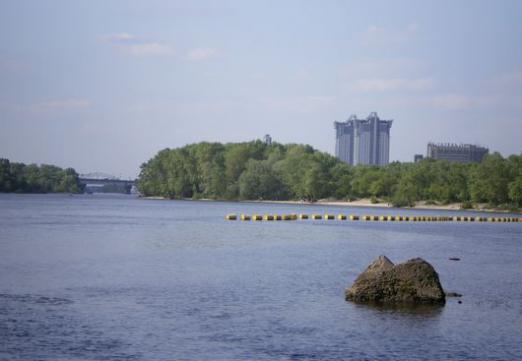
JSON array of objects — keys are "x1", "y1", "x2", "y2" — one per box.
[{"x1": 345, "y1": 256, "x2": 445, "y2": 305}]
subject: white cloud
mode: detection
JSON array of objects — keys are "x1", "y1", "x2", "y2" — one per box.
[
  {"x1": 100, "y1": 33, "x2": 174, "y2": 56},
  {"x1": 340, "y1": 58, "x2": 425, "y2": 79},
  {"x1": 490, "y1": 70, "x2": 522, "y2": 89},
  {"x1": 259, "y1": 95, "x2": 336, "y2": 113},
  {"x1": 359, "y1": 23, "x2": 419, "y2": 45},
  {"x1": 0, "y1": 59, "x2": 32, "y2": 73},
  {"x1": 350, "y1": 77, "x2": 434, "y2": 92},
  {"x1": 100, "y1": 32, "x2": 136, "y2": 43},
  {"x1": 0, "y1": 99, "x2": 91, "y2": 114},
  {"x1": 38, "y1": 99, "x2": 91, "y2": 110},
  {"x1": 186, "y1": 48, "x2": 218, "y2": 61},
  {"x1": 126, "y1": 43, "x2": 173, "y2": 56},
  {"x1": 428, "y1": 93, "x2": 472, "y2": 110}
]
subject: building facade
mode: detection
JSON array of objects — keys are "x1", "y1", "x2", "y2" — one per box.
[
  {"x1": 426, "y1": 143, "x2": 489, "y2": 163},
  {"x1": 334, "y1": 112, "x2": 393, "y2": 166},
  {"x1": 414, "y1": 154, "x2": 424, "y2": 163}
]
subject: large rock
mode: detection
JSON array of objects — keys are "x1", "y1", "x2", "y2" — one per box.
[{"x1": 345, "y1": 256, "x2": 445, "y2": 305}]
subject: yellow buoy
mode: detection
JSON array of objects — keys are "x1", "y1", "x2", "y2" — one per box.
[
  {"x1": 350, "y1": 215, "x2": 360, "y2": 221},
  {"x1": 240, "y1": 214, "x2": 251, "y2": 221},
  {"x1": 324, "y1": 214, "x2": 335, "y2": 220},
  {"x1": 312, "y1": 214, "x2": 322, "y2": 220},
  {"x1": 380, "y1": 215, "x2": 388, "y2": 221},
  {"x1": 299, "y1": 214, "x2": 309, "y2": 220},
  {"x1": 263, "y1": 214, "x2": 274, "y2": 221},
  {"x1": 225, "y1": 214, "x2": 237, "y2": 220},
  {"x1": 337, "y1": 214, "x2": 347, "y2": 220}
]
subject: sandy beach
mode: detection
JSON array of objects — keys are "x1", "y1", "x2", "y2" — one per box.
[{"x1": 142, "y1": 196, "x2": 519, "y2": 213}]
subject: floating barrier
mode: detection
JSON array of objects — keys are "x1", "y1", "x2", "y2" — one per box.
[
  {"x1": 280, "y1": 214, "x2": 297, "y2": 221},
  {"x1": 226, "y1": 213, "x2": 521, "y2": 223}
]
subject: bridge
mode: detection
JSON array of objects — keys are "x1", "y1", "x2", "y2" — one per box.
[{"x1": 79, "y1": 173, "x2": 137, "y2": 194}]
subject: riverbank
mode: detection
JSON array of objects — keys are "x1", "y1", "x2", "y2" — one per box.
[
  {"x1": 141, "y1": 196, "x2": 520, "y2": 213},
  {"x1": 249, "y1": 199, "x2": 519, "y2": 213}
]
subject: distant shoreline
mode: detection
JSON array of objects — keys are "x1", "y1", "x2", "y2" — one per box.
[{"x1": 140, "y1": 196, "x2": 521, "y2": 213}]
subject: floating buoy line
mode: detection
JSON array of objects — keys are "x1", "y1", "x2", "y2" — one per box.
[{"x1": 225, "y1": 213, "x2": 521, "y2": 223}]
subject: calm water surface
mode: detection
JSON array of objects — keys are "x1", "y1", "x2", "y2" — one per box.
[{"x1": 0, "y1": 193, "x2": 521, "y2": 360}]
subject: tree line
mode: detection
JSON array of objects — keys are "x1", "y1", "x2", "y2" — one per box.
[
  {"x1": 138, "y1": 141, "x2": 522, "y2": 209},
  {"x1": 0, "y1": 158, "x2": 84, "y2": 193}
]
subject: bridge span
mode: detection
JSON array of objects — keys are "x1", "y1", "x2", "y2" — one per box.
[{"x1": 79, "y1": 178, "x2": 136, "y2": 194}]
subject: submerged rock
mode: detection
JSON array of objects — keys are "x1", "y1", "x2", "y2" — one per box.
[{"x1": 345, "y1": 256, "x2": 446, "y2": 305}]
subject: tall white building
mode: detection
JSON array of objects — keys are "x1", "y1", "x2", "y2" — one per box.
[{"x1": 334, "y1": 112, "x2": 393, "y2": 166}]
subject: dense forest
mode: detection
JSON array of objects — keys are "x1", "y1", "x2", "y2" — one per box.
[
  {"x1": 0, "y1": 158, "x2": 84, "y2": 193},
  {"x1": 138, "y1": 141, "x2": 522, "y2": 209}
]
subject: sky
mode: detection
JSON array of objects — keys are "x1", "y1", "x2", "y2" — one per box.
[{"x1": 1, "y1": 0, "x2": 521, "y2": 179}]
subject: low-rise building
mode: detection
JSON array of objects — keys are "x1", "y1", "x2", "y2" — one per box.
[{"x1": 426, "y1": 143, "x2": 489, "y2": 163}]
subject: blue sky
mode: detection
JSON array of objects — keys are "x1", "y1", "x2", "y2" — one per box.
[{"x1": 1, "y1": 0, "x2": 521, "y2": 178}]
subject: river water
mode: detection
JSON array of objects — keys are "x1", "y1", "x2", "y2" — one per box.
[{"x1": 0, "y1": 193, "x2": 521, "y2": 360}]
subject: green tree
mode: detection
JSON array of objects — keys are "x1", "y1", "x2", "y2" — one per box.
[
  {"x1": 469, "y1": 153, "x2": 510, "y2": 205},
  {"x1": 0, "y1": 158, "x2": 15, "y2": 192},
  {"x1": 238, "y1": 160, "x2": 287, "y2": 200},
  {"x1": 508, "y1": 176, "x2": 522, "y2": 206}
]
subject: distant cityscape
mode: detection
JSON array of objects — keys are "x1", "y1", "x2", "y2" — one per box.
[
  {"x1": 418, "y1": 143, "x2": 489, "y2": 163},
  {"x1": 333, "y1": 112, "x2": 489, "y2": 165},
  {"x1": 334, "y1": 112, "x2": 393, "y2": 166}
]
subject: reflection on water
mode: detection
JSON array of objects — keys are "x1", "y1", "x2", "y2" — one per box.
[
  {"x1": 352, "y1": 301, "x2": 445, "y2": 317},
  {"x1": 0, "y1": 193, "x2": 521, "y2": 360}
]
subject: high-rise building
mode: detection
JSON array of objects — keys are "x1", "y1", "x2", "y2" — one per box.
[
  {"x1": 426, "y1": 143, "x2": 489, "y2": 163},
  {"x1": 334, "y1": 112, "x2": 393, "y2": 166},
  {"x1": 263, "y1": 134, "x2": 272, "y2": 145},
  {"x1": 414, "y1": 154, "x2": 424, "y2": 163}
]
